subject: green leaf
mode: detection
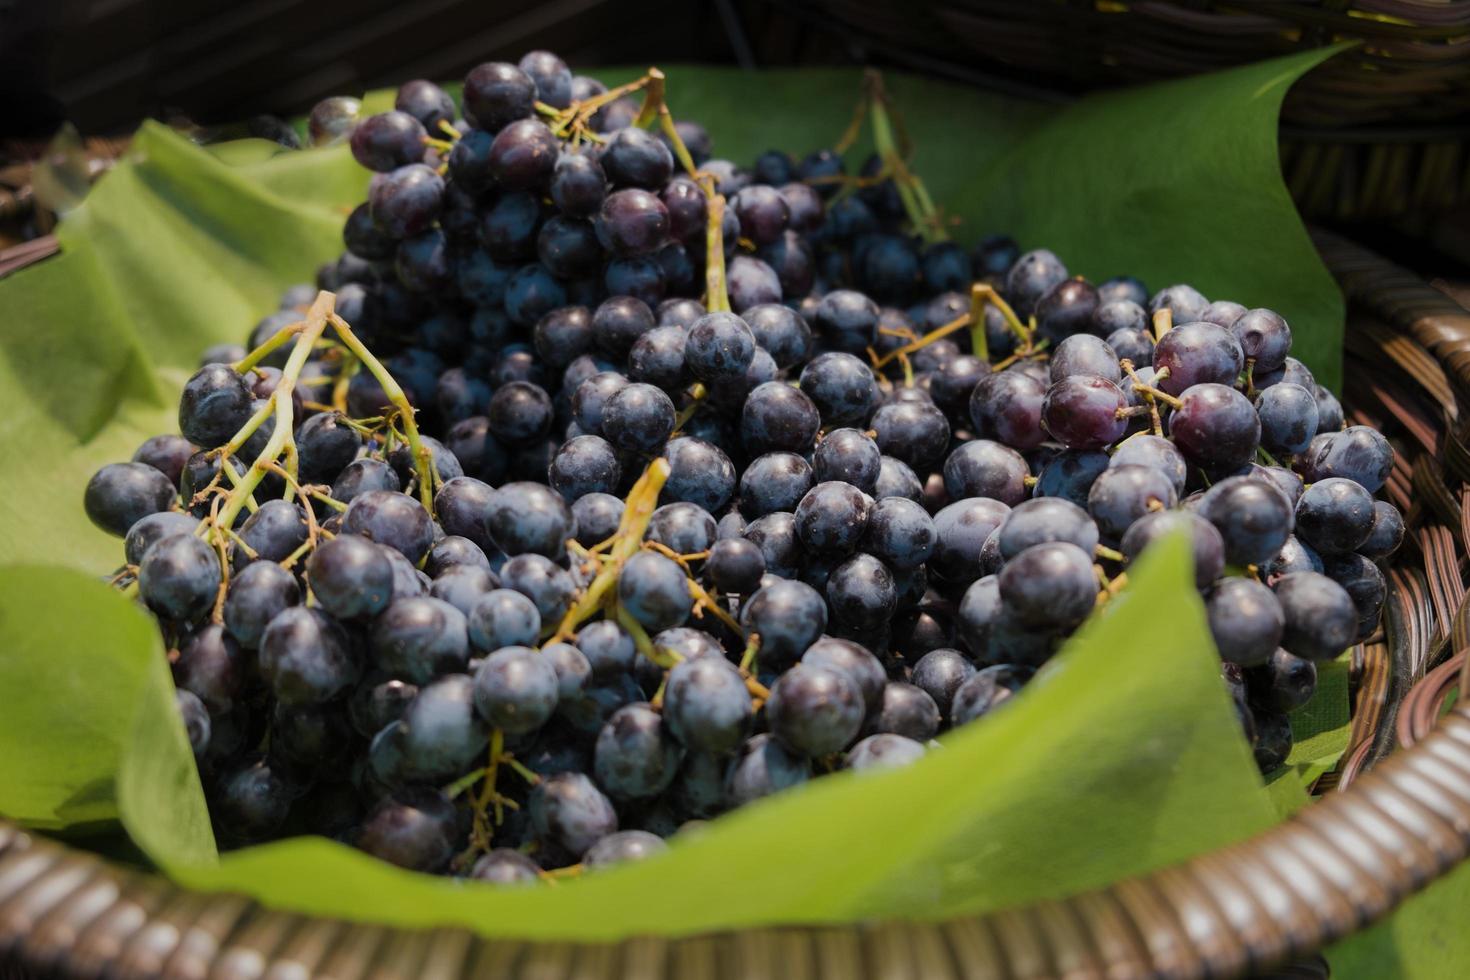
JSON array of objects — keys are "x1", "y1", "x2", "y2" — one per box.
[
  {"x1": 0, "y1": 565, "x2": 214, "y2": 866},
  {"x1": 4, "y1": 533, "x2": 1277, "y2": 940},
  {"x1": 955, "y1": 45, "x2": 1349, "y2": 390},
  {"x1": 1329, "y1": 860, "x2": 1470, "y2": 978}
]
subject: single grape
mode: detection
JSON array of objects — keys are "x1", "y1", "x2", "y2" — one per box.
[
  {"x1": 795, "y1": 481, "x2": 873, "y2": 556},
  {"x1": 473, "y1": 645, "x2": 559, "y2": 734},
  {"x1": 617, "y1": 551, "x2": 692, "y2": 631},
  {"x1": 595, "y1": 188, "x2": 669, "y2": 257},
  {"x1": 943, "y1": 440, "x2": 1031, "y2": 506},
  {"x1": 349, "y1": 110, "x2": 427, "y2": 172},
  {"x1": 139, "y1": 533, "x2": 220, "y2": 622},
  {"x1": 368, "y1": 164, "x2": 444, "y2": 239},
  {"x1": 468, "y1": 589, "x2": 541, "y2": 653},
  {"x1": 997, "y1": 542, "x2": 1097, "y2": 629},
  {"x1": 1004, "y1": 249, "x2": 1068, "y2": 319},
  {"x1": 485, "y1": 482, "x2": 574, "y2": 559},
  {"x1": 950, "y1": 664, "x2": 1033, "y2": 725},
  {"x1": 813, "y1": 289, "x2": 880, "y2": 354},
  {"x1": 1120, "y1": 509, "x2": 1225, "y2": 589},
  {"x1": 766, "y1": 664, "x2": 865, "y2": 757},
  {"x1": 1254, "y1": 382, "x2": 1318, "y2": 455},
  {"x1": 1295, "y1": 478, "x2": 1375, "y2": 555},
  {"x1": 1109, "y1": 434, "x2": 1187, "y2": 496},
  {"x1": 584, "y1": 829, "x2": 669, "y2": 868},
  {"x1": 725, "y1": 733, "x2": 810, "y2": 806},
  {"x1": 549, "y1": 435, "x2": 621, "y2": 501},
  {"x1": 739, "y1": 579, "x2": 826, "y2": 667},
  {"x1": 663, "y1": 657, "x2": 753, "y2": 754},
  {"x1": 470, "y1": 848, "x2": 541, "y2": 884},
  {"x1": 601, "y1": 382, "x2": 676, "y2": 454},
  {"x1": 259, "y1": 607, "x2": 360, "y2": 705},
  {"x1": 174, "y1": 624, "x2": 249, "y2": 715},
  {"x1": 1205, "y1": 577, "x2": 1283, "y2": 666},
  {"x1": 462, "y1": 62, "x2": 536, "y2": 132},
  {"x1": 930, "y1": 498, "x2": 1011, "y2": 586},
  {"x1": 846, "y1": 734, "x2": 926, "y2": 772},
  {"x1": 1198, "y1": 476, "x2": 1295, "y2": 567},
  {"x1": 1246, "y1": 649, "x2": 1317, "y2": 714},
  {"x1": 661, "y1": 437, "x2": 737, "y2": 513},
  {"x1": 870, "y1": 400, "x2": 951, "y2": 472},
  {"x1": 1042, "y1": 376, "x2": 1128, "y2": 450},
  {"x1": 741, "y1": 381, "x2": 821, "y2": 455},
  {"x1": 1169, "y1": 383, "x2": 1261, "y2": 471},
  {"x1": 862, "y1": 496, "x2": 937, "y2": 571},
  {"x1": 970, "y1": 371, "x2": 1047, "y2": 450},
  {"x1": 1086, "y1": 464, "x2": 1178, "y2": 542},
  {"x1": 1358, "y1": 501, "x2": 1405, "y2": 560}
]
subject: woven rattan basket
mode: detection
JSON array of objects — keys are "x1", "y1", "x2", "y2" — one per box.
[
  {"x1": 771, "y1": 0, "x2": 1470, "y2": 223},
  {"x1": 0, "y1": 230, "x2": 1467, "y2": 978}
]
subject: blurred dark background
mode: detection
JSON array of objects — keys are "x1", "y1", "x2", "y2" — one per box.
[{"x1": 1, "y1": 0, "x2": 1468, "y2": 269}]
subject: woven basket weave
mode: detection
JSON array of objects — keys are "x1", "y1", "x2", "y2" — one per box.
[
  {"x1": 776, "y1": 0, "x2": 1470, "y2": 222},
  {"x1": 0, "y1": 233, "x2": 1468, "y2": 978}
]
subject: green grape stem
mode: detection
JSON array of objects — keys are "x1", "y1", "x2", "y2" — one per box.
[
  {"x1": 550, "y1": 459, "x2": 671, "y2": 642},
  {"x1": 213, "y1": 291, "x2": 335, "y2": 533},
  {"x1": 328, "y1": 313, "x2": 436, "y2": 515}
]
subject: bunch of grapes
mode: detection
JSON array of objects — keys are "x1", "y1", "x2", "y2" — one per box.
[{"x1": 82, "y1": 51, "x2": 1402, "y2": 881}]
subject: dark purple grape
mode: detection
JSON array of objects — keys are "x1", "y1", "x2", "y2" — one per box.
[
  {"x1": 930, "y1": 497, "x2": 1010, "y2": 586},
  {"x1": 85, "y1": 461, "x2": 177, "y2": 538},
  {"x1": 1050, "y1": 334, "x2": 1121, "y2": 383},
  {"x1": 740, "y1": 579, "x2": 826, "y2": 667},
  {"x1": 766, "y1": 664, "x2": 864, "y2": 757},
  {"x1": 462, "y1": 62, "x2": 536, "y2": 132},
  {"x1": 485, "y1": 482, "x2": 573, "y2": 558},
  {"x1": 970, "y1": 370, "x2": 1046, "y2": 450},
  {"x1": 594, "y1": 702, "x2": 681, "y2": 800},
  {"x1": 1246, "y1": 649, "x2": 1317, "y2": 713},
  {"x1": 1153, "y1": 322, "x2": 1244, "y2": 395},
  {"x1": 1230, "y1": 308, "x2": 1292, "y2": 373},
  {"x1": 1120, "y1": 509, "x2": 1225, "y2": 589},
  {"x1": 1042, "y1": 376, "x2": 1127, "y2": 450},
  {"x1": 600, "y1": 126, "x2": 674, "y2": 189},
  {"x1": 595, "y1": 189, "x2": 669, "y2": 257},
  {"x1": 871, "y1": 400, "x2": 951, "y2": 472},
  {"x1": 1198, "y1": 476, "x2": 1294, "y2": 567},
  {"x1": 813, "y1": 289, "x2": 880, "y2": 354},
  {"x1": 1295, "y1": 477, "x2": 1375, "y2": 555},
  {"x1": 1087, "y1": 464, "x2": 1178, "y2": 542},
  {"x1": 686, "y1": 312, "x2": 755, "y2": 383},
  {"x1": 1358, "y1": 501, "x2": 1405, "y2": 560},
  {"x1": 1273, "y1": 571, "x2": 1356, "y2": 661},
  {"x1": 1149, "y1": 284, "x2": 1209, "y2": 325},
  {"x1": 530, "y1": 772, "x2": 618, "y2": 856},
  {"x1": 795, "y1": 481, "x2": 872, "y2": 555},
  {"x1": 951, "y1": 664, "x2": 1033, "y2": 725},
  {"x1": 1035, "y1": 278, "x2": 1100, "y2": 343},
  {"x1": 663, "y1": 657, "x2": 753, "y2": 754},
  {"x1": 997, "y1": 497, "x2": 1099, "y2": 560},
  {"x1": 741, "y1": 381, "x2": 821, "y2": 455},
  {"x1": 1169, "y1": 383, "x2": 1260, "y2": 470},
  {"x1": 350, "y1": 111, "x2": 427, "y2": 172},
  {"x1": 826, "y1": 553, "x2": 896, "y2": 631},
  {"x1": 1310, "y1": 426, "x2": 1394, "y2": 493},
  {"x1": 1205, "y1": 577, "x2": 1283, "y2": 666},
  {"x1": 725, "y1": 733, "x2": 809, "y2": 806},
  {"x1": 368, "y1": 164, "x2": 443, "y2": 239},
  {"x1": 1255, "y1": 382, "x2": 1318, "y2": 455},
  {"x1": 260, "y1": 607, "x2": 360, "y2": 705},
  {"x1": 943, "y1": 440, "x2": 1030, "y2": 506},
  {"x1": 1322, "y1": 553, "x2": 1386, "y2": 641},
  {"x1": 1004, "y1": 249, "x2": 1067, "y2": 319},
  {"x1": 518, "y1": 50, "x2": 573, "y2": 108}
]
